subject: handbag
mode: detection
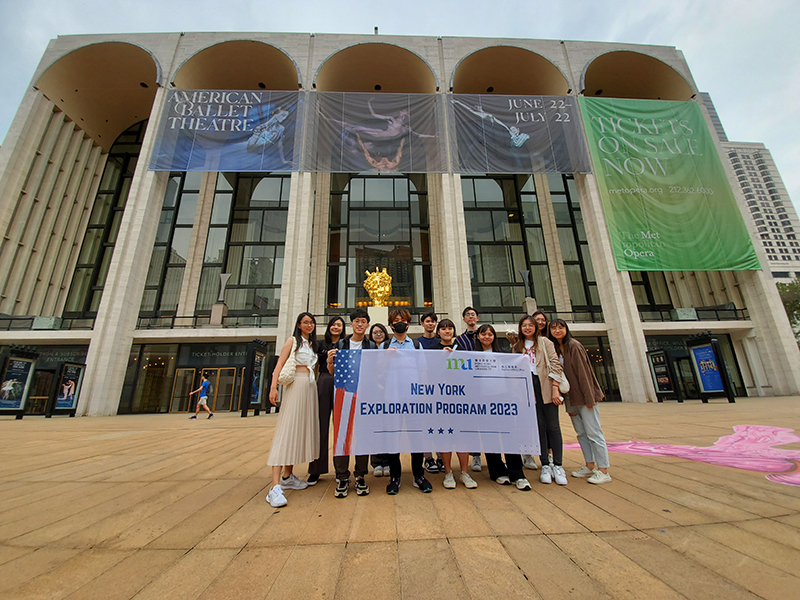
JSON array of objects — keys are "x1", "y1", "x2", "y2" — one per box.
[
  {"x1": 277, "y1": 337, "x2": 297, "y2": 386},
  {"x1": 540, "y1": 337, "x2": 570, "y2": 395}
]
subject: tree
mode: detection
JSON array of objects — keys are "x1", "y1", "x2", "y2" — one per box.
[{"x1": 777, "y1": 279, "x2": 800, "y2": 340}]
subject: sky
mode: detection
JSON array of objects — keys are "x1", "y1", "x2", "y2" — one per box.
[{"x1": 1, "y1": 0, "x2": 798, "y2": 205}]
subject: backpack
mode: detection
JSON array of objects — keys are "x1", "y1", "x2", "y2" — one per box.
[{"x1": 206, "y1": 381, "x2": 213, "y2": 397}]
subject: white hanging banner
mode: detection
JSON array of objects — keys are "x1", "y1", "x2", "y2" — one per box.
[{"x1": 332, "y1": 349, "x2": 540, "y2": 455}]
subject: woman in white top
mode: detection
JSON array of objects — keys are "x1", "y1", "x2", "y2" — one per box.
[{"x1": 266, "y1": 312, "x2": 321, "y2": 508}]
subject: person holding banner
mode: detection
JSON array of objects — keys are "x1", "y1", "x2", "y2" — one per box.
[
  {"x1": 327, "y1": 309, "x2": 378, "y2": 498},
  {"x1": 455, "y1": 307, "x2": 483, "y2": 472},
  {"x1": 477, "y1": 324, "x2": 531, "y2": 491},
  {"x1": 548, "y1": 319, "x2": 612, "y2": 485},
  {"x1": 381, "y1": 308, "x2": 430, "y2": 495},
  {"x1": 307, "y1": 316, "x2": 345, "y2": 486},
  {"x1": 516, "y1": 311, "x2": 568, "y2": 486},
  {"x1": 265, "y1": 313, "x2": 320, "y2": 508}
]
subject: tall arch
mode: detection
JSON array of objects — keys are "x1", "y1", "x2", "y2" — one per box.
[
  {"x1": 451, "y1": 46, "x2": 570, "y2": 95},
  {"x1": 581, "y1": 50, "x2": 694, "y2": 101},
  {"x1": 314, "y1": 42, "x2": 438, "y2": 93},
  {"x1": 35, "y1": 42, "x2": 159, "y2": 152},
  {"x1": 172, "y1": 40, "x2": 301, "y2": 90}
]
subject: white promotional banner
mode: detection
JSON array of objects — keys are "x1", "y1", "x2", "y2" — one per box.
[{"x1": 332, "y1": 349, "x2": 540, "y2": 456}]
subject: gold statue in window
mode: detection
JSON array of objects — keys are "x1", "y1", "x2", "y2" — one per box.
[{"x1": 364, "y1": 267, "x2": 392, "y2": 307}]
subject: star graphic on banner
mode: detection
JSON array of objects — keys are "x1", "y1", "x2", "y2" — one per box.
[
  {"x1": 438, "y1": 428, "x2": 444, "y2": 434},
  {"x1": 428, "y1": 428, "x2": 434, "y2": 434},
  {"x1": 448, "y1": 428, "x2": 454, "y2": 434}
]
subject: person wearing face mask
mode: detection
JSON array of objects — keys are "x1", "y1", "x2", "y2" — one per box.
[{"x1": 380, "y1": 309, "x2": 428, "y2": 495}]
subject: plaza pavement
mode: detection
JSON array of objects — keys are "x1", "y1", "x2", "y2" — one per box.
[{"x1": 0, "y1": 397, "x2": 799, "y2": 599}]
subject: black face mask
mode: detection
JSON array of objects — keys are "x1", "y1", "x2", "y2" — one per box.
[{"x1": 391, "y1": 322, "x2": 409, "y2": 334}]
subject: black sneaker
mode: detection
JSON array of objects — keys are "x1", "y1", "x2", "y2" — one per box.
[
  {"x1": 386, "y1": 477, "x2": 401, "y2": 495},
  {"x1": 334, "y1": 478, "x2": 349, "y2": 498},
  {"x1": 413, "y1": 475, "x2": 433, "y2": 493},
  {"x1": 355, "y1": 477, "x2": 370, "y2": 496},
  {"x1": 307, "y1": 473, "x2": 320, "y2": 486},
  {"x1": 188, "y1": 415, "x2": 197, "y2": 420},
  {"x1": 435, "y1": 457, "x2": 445, "y2": 473},
  {"x1": 207, "y1": 413, "x2": 214, "y2": 419},
  {"x1": 424, "y1": 457, "x2": 439, "y2": 473}
]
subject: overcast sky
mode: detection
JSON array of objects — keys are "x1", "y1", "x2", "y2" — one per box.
[{"x1": 1, "y1": 0, "x2": 798, "y2": 204}]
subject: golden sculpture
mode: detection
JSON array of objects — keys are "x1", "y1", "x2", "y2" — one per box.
[{"x1": 364, "y1": 267, "x2": 392, "y2": 307}]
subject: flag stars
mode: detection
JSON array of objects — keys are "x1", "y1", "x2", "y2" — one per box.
[
  {"x1": 438, "y1": 428, "x2": 444, "y2": 434},
  {"x1": 448, "y1": 428, "x2": 454, "y2": 434},
  {"x1": 428, "y1": 428, "x2": 434, "y2": 434}
]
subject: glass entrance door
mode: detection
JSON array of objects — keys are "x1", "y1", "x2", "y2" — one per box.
[
  {"x1": 675, "y1": 357, "x2": 699, "y2": 399},
  {"x1": 25, "y1": 370, "x2": 55, "y2": 415},
  {"x1": 211, "y1": 368, "x2": 236, "y2": 412},
  {"x1": 170, "y1": 368, "x2": 198, "y2": 412},
  {"x1": 169, "y1": 368, "x2": 238, "y2": 413}
]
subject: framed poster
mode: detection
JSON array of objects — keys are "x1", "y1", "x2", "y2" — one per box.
[
  {"x1": 647, "y1": 350, "x2": 674, "y2": 393},
  {"x1": 689, "y1": 344, "x2": 725, "y2": 394},
  {"x1": 251, "y1": 351, "x2": 267, "y2": 406},
  {"x1": 56, "y1": 363, "x2": 85, "y2": 410},
  {"x1": 0, "y1": 357, "x2": 36, "y2": 411}
]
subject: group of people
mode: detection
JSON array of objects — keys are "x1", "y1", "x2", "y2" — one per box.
[{"x1": 264, "y1": 306, "x2": 611, "y2": 508}]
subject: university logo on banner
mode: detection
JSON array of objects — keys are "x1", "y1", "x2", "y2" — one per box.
[
  {"x1": 579, "y1": 97, "x2": 760, "y2": 271},
  {"x1": 449, "y1": 94, "x2": 592, "y2": 174},
  {"x1": 304, "y1": 92, "x2": 448, "y2": 173},
  {"x1": 148, "y1": 90, "x2": 303, "y2": 172},
  {"x1": 332, "y1": 349, "x2": 540, "y2": 455}
]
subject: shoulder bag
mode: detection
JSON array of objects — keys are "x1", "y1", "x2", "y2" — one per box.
[{"x1": 277, "y1": 337, "x2": 297, "y2": 386}]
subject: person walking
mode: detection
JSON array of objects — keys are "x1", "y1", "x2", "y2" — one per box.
[{"x1": 188, "y1": 373, "x2": 214, "y2": 420}]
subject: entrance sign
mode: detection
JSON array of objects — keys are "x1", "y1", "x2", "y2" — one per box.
[
  {"x1": 579, "y1": 98, "x2": 760, "y2": 271},
  {"x1": 332, "y1": 349, "x2": 540, "y2": 455},
  {"x1": 450, "y1": 94, "x2": 592, "y2": 174},
  {"x1": 304, "y1": 92, "x2": 448, "y2": 173},
  {"x1": 149, "y1": 90, "x2": 303, "y2": 172}
]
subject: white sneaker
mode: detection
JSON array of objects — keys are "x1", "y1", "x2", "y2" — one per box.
[
  {"x1": 522, "y1": 455, "x2": 538, "y2": 470},
  {"x1": 460, "y1": 472, "x2": 478, "y2": 489},
  {"x1": 539, "y1": 465, "x2": 553, "y2": 484},
  {"x1": 280, "y1": 474, "x2": 308, "y2": 490},
  {"x1": 588, "y1": 471, "x2": 612, "y2": 485},
  {"x1": 552, "y1": 465, "x2": 568, "y2": 486},
  {"x1": 495, "y1": 475, "x2": 511, "y2": 485},
  {"x1": 471, "y1": 455, "x2": 482, "y2": 472},
  {"x1": 443, "y1": 472, "x2": 456, "y2": 489},
  {"x1": 374, "y1": 465, "x2": 384, "y2": 477},
  {"x1": 266, "y1": 485, "x2": 287, "y2": 507},
  {"x1": 515, "y1": 478, "x2": 532, "y2": 491},
  {"x1": 572, "y1": 466, "x2": 595, "y2": 478}
]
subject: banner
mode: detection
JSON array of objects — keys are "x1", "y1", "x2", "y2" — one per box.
[
  {"x1": 332, "y1": 349, "x2": 540, "y2": 455},
  {"x1": 450, "y1": 94, "x2": 592, "y2": 174},
  {"x1": 579, "y1": 97, "x2": 760, "y2": 271},
  {"x1": 304, "y1": 92, "x2": 448, "y2": 173},
  {"x1": 148, "y1": 90, "x2": 302, "y2": 172}
]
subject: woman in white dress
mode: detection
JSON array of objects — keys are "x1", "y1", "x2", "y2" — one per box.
[{"x1": 266, "y1": 312, "x2": 321, "y2": 508}]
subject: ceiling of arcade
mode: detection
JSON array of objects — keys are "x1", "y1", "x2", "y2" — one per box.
[
  {"x1": 36, "y1": 42, "x2": 158, "y2": 152},
  {"x1": 172, "y1": 40, "x2": 300, "y2": 90},
  {"x1": 452, "y1": 46, "x2": 570, "y2": 95},
  {"x1": 583, "y1": 51, "x2": 694, "y2": 101}
]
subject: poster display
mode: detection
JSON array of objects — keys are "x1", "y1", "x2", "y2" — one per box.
[
  {"x1": 332, "y1": 349, "x2": 539, "y2": 455},
  {"x1": 56, "y1": 363, "x2": 84, "y2": 410},
  {"x1": 251, "y1": 351, "x2": 266, "y2": 405},
  {"x1": 449, "y1": 94, "x2": 592, "y2": 174},
  {"x1": 304, "y1": 92, "x2": 448, "y2": 173},
  {"x1": 149, "y1": 90, "x2": 303, "y2": 172},
  {"x1": 579, "y1": 97, "x2": 760, "y2": 271},
  {"x1": 690, "y1": 344, "x2": 725, "y2": 394},
  {"x1": 647, "y1": 351, "x2": 674, "y2": 393},
  {"x1": 0, "y1": 357, "x2": 36, "y2": 411}
]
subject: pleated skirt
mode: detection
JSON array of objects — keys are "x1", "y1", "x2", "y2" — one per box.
[{"x1": 267, "y1": 371, "x2": 320, "y2": 466}]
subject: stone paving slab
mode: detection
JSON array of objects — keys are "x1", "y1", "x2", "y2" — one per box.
[{"x1": 0, "y1": 396, "x2": 798, "y2": 599}]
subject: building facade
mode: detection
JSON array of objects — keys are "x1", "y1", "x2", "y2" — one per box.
[{"x1": 1, "y1": 32, "x2": 799, "y2": 416}]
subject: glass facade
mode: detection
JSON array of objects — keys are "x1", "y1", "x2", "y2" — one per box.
[
  {"x1": 64, "y1": 121, "x2": 146, "y2": 317},
  {"x1": 327, "y1": 174, "x2": 432, "y2": 312}
]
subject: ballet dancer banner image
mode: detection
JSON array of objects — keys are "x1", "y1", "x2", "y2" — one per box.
[
  {"x1": 148, "y1": 90, "x2": 303, "y2": 172},
  {"x1": 331, "y1": 349, "x2": 540, "y2": 456},
  {"x1": 304, "y1": 92, "x2": 449, "y2": 173},
  {"x1": 449, "y1": 94, "x2": 593, "y2": 174}
]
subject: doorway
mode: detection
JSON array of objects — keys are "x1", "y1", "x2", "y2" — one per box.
[
  {"x1": 170, "y1": 368, "x2": 238, "y2": 413},
  {"x1": 25, "y1": 370, "x2": 55, "y2": 415}
]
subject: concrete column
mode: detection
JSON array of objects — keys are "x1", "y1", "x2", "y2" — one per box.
[
  {"x1": 575, "y1": 174, "x2": 656, "y2": 403},
  {"x1": 276, "y1": 171, "x2": 315, "y2": 343},
  {"x1": 534, "y1": 174, "x2": 572, "y2": 313},
  {"x1": 308, "y1": 172, "x2": 331, "y2": 316},
  {"x1": 433, "y1": 172, "x2": 472, "y2": 323},
  {"x1": 78, "y1": 88, "x2": 171, "y2": 416}
]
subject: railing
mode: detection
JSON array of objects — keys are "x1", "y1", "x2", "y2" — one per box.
[
  {"x1": 639, "y1": 308, "x2": 750, "y2": 322},
  {"x1": 136, "y1": 314, "x2": 279, "y2": 329},
  {"x1": 0, "y1": 316, "x2": 94, "y2": 331}
]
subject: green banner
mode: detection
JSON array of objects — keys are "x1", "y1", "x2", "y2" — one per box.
[{"x1": 579, "y1": 98, "x2": 760, "y2": 271}]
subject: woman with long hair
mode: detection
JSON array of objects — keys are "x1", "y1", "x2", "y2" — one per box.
[
  {"x1": 548, "y1": 319, "x2": 611, "y2": 484},
  {"x1": 478, "y1": 324, "x2": 530, "y2": 490},
  {"x1": 369, "y1": 323, "x2": 389, "y2": 347},
  {"x1": 266, "y1": 312, "x2": 320, "y2": 508},
  {"x1": 512, "y1": 311, "x2": 568, "y2": 486},
  {"x1": 307, "y1": 316, "x2": 345, "y2": 484}
]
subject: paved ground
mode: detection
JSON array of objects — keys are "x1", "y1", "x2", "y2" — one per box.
[{"x1": 1, "y1": 397, "x2": 799, "y2": 600}]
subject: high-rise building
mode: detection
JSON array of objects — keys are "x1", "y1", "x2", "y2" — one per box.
[{"x1": 0, "y1": 32, "x2": 798, "y2": 417}]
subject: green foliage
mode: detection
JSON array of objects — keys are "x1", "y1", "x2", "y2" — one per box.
[{"x1": 777, "y1": 279, "x2": 800, "y2": 335}]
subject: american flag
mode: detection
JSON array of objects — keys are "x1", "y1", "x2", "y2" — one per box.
[{"x1": 333, "y1": 349, "x2": 361, "y2": 456}]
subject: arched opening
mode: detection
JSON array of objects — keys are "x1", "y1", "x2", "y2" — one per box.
[
  {"x1": 582, "y1": 51, "x2": 694, "y2": 101},
  {"x1": 315, "y1": 43, "x2": 437, "y2": 93},
  {"x1": 35, "y1": 42, "x2": 158, "y2": 152},
  {"x1": 172, "y1": 40, "x2": 300, "y2": 90},
  {"x1": 452, "y1": 46, "x2": 569, "y2": 95}
]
